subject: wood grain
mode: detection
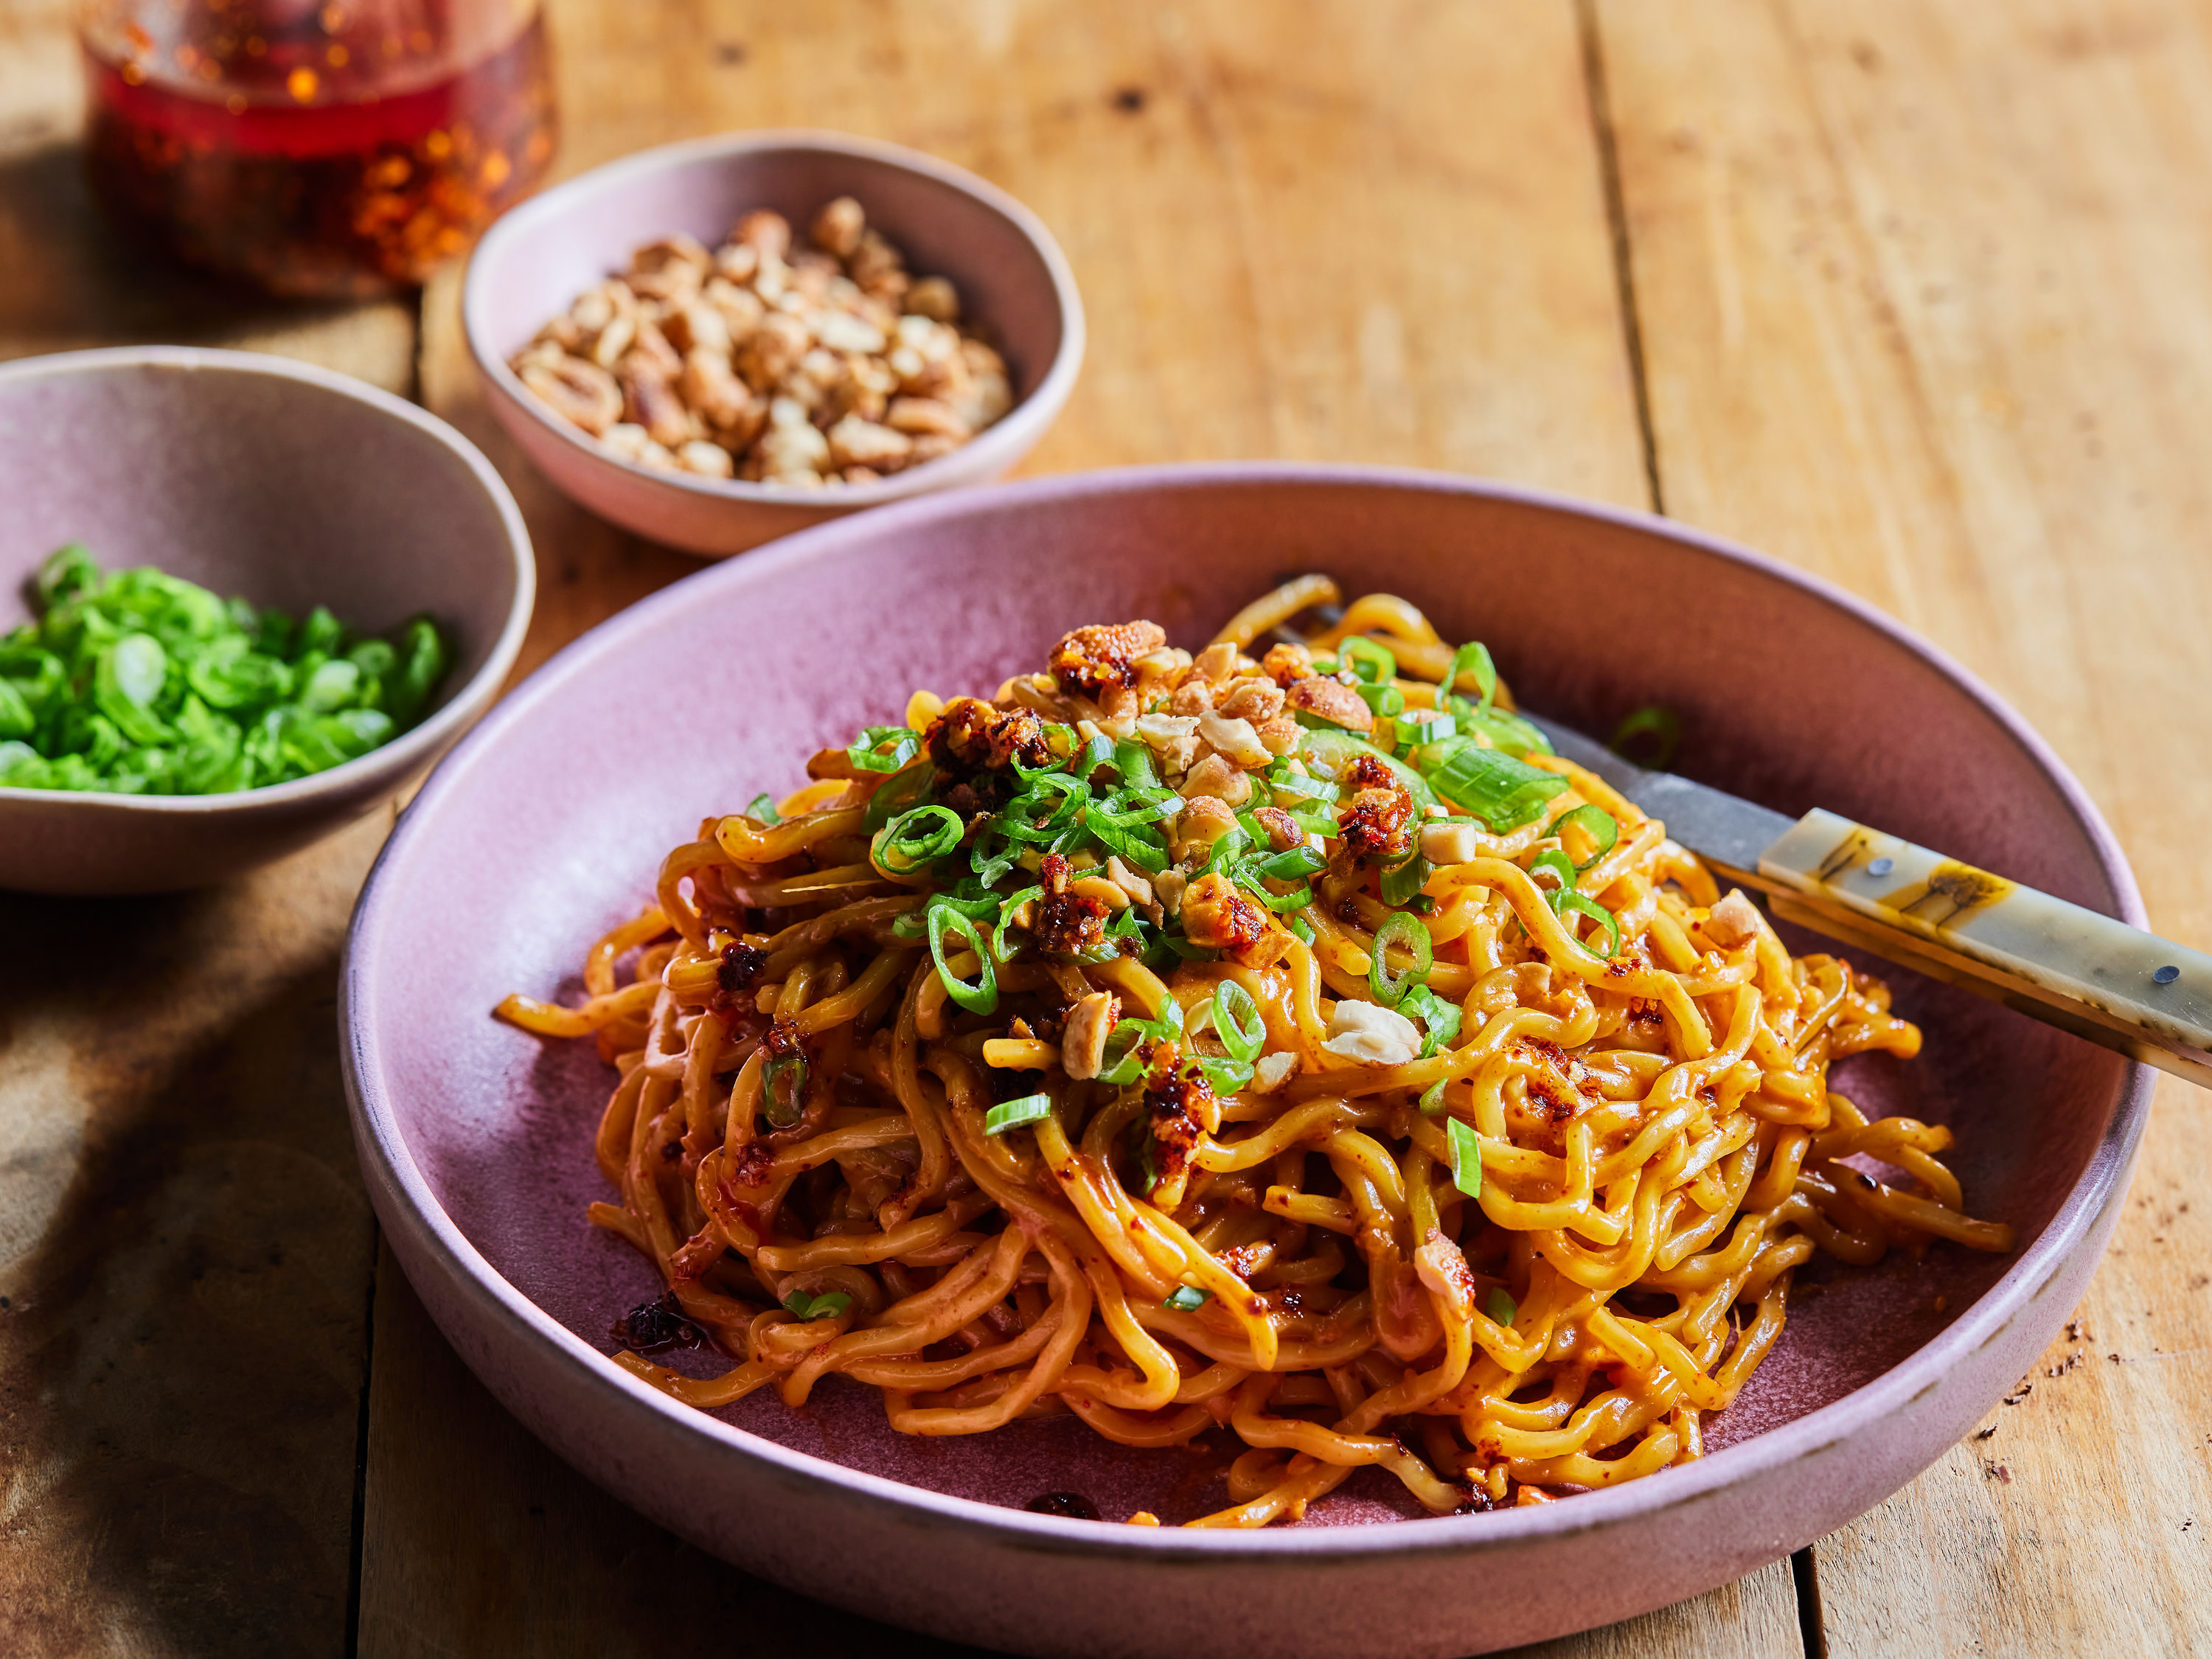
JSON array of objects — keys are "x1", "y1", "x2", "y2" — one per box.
[
  {"x1": 1596, "y1": 0, "x2": 2212, "y2": 1649},
  {"x1": 0, "y1": 810, "x2": 393, "y2": 1659}
]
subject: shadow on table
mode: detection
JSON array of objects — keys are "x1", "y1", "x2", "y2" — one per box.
[{"x1": 0, "y1": 838, "x2": 381, "y2": 1659}]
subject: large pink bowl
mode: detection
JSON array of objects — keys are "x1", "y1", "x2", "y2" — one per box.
[{"x1": 342, "y1": 466, "x2": 2149, "y2": 1656}]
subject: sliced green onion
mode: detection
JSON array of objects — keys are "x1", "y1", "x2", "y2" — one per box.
[
  {"x1": 1252, "y1": 844, "x2": 1327, "y2": 883},
  {"x1": 1426, "y1": 742, "x2": 1570, "y2": 831},
  {"x1": 1400, "y1": 983, "x2": 1462, "y2": 1057},
  {"x1": 1203, "y1": 826, "x2": 1251, "y2": 878},
  {"x1": 1002, "y1": 772, "x2": 1089, "y2": 841},
  {"x1": 1380, "y1": 851, "x2": 1431, "y2": 907},
  {"x1": 1112, "y1": 737, "x2": 1158, "y2": 790},
  {"x1": 875, "y1": 804, "x2": 964, "y2": 874},
  {"x1": 985, "y1": 1093, "x2": 1055, "y2": 1134},
  {"x1": 1419, "y1": 1079, "x2": 1449, "y2": 1116},
  {"x1": 926, "y1": 902, "x2": 998, "y2": 1014},
  {"x1": 1447, "y1": 1116, "x2": 1483, "y2": 1198},
  {"x1": 1399, "y1": 709, "x2": 1455, "y2": 744},
  {"x1": 1610, "y1": 704, "x2": 1683, "y2": 770},
  {"x1": 1267, "y1": 764, "x2": 1337, "y2": 802},
  {"x1": 1234, "y1": 863, "x2": 1314, "y2": 912},
  {"x1": 1211, "y1": 979, "x2": 1266, "y2": 1065},
  {"x1": 1155, "y1": 993, "x2": 1185, "y2": 1035},
  {"x1": 1551, "y1": 891, "x2": 1622, "y2": 961},
  {"x1": 745, "y1": 791, "x2": 783, "y2": 825},
  {"x1": 1484, "y1": 1286, "x2": 1517, "y2": 1327},
  {"x1": 1076, "y1": 731, "x2": 1115, "y2": 777},
  {"x1": 1528, "y1": 847, "x2": 1579, "y2": 895},
  {"x1": 1339, "y1": 636, "x2": 1397, "y2": 686},
  {"x1": 990, "y1": 884, "x2": 1043, "y2": 964},
  {"x1": 1553, "y1": 802, "x2": 1620, "y2": 869},
  {"x1": 862, "y1": 760, "x2": 936, "y2": 830},
  {"x1": 1354, "y1": 681, "x2": 1405, "y2": 718},
  {"x1": 1084, "y1": 799, "x2": 1171, "y2": 874},
  {"x1": 1453, "y1": 702, "x2": 1554, "y2": 759},
  {"x1": 1164, "y1": 1284, "x2": 1210, "y2": 1312},
  {"x1": 1197, "y1": 1057, "x2": 1254, "y2": 1093},
  {"x1": 762, "y1": 1051, "x2": 809, "y2": 1127},
  {"x1": 848, "y1": 724, "x2": 921, "y2": 773},
  {"x1": 1095, "y1": 1020, "x2": 1159, "y2": 1088},
  {"x1": 1446, "y1": 641, "x2": 1497, "y2": 709},
  {"x1": 1287, "y1": 911, "x2": 1315, "y2": 945},
  {"x1": 784, "y1": 1290, "x2": 854, "y2": 1321},
  {"x1": 1368, "y1": 911, "x2": 1433, "y2": 1006}
]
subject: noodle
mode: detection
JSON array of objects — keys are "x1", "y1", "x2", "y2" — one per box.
[{"x1": 499, "y1": 580, "x2": 2013, "y2": 1526}]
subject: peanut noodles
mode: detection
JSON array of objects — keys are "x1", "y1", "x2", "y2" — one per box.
[{"x1": 498, "y1": 578, "x2": 2012, "y2": 1526}]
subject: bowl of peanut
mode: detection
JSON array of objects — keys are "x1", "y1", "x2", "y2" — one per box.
[{"x1": 463, "y1": 130, "x2": 1085, "y2": 557}]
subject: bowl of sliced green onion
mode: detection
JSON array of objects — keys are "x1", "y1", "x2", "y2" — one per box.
[{"x1": 0, "y1": 347, "x2": 533, "y2": 894}]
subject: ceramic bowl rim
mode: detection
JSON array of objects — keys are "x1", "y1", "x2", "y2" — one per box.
[
  {"x1": 461, "y1": 126, "x2": 1088, "y2": 509},
  {"x1": 0, "y1": 344, "x2": 537, "y2": 816},
  {"x1": 343, "y1": 460, "x2": 2152, "y2": 1564}
]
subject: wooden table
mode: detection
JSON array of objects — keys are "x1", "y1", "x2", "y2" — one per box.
[{"x1": 6, "y1": 1, "x2": 2211, "y2": 1652}]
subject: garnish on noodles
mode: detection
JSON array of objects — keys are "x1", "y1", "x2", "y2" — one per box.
[{"x1": 498, "y1": 576, "x2": 2014, "y2": 1527}]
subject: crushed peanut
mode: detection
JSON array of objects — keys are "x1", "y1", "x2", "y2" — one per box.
[{"x1": 510, "y1": 196, "x2": 1015, "y2": 487}]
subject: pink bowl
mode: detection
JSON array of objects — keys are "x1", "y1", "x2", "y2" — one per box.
[
  {"x1": 0, "y1": 347, "x2": 534, "y2": 895},
  {"x1": 464, "y1": 129, "x2": 1085, "y2": 557},
  {"x1": 342, "y1": 465, "x2": 2149, "y2": 1655}
]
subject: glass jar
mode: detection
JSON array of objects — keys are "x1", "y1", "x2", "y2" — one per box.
[{"x1": 77, "y1": 0, "x2": 557, "y2": 299}]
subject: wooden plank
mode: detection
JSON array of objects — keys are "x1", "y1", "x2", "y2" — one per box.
[
  {"x1": 1595, "y1": 0, "x2": 2212, "y2": 1650},
  {"x1": 1513, "y1": 1559, "x2": 1804, "y2": 1659},
  {"x1": 0, "y1": 811, "x2": 392, "y2": 1659},
  {"x1": 380, "y1": 3, "x2": 1795, "y2": 1655}
]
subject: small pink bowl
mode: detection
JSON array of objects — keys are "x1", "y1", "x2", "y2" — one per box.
[
  {"x1": 0, "y1": 347, "x2": 533, "y2": 896},
  {"x1": 463, "y1": 129, "x2": 1086, "y2": 557}
]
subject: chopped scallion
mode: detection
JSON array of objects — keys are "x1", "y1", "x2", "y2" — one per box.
[
  {"x1": 1528, "y1": 847, "x2": 1579, "y2": 895},
  {"x1": 847, "y1": 725, "x2": 921, "y2": 773},
  {"x1": 1380, "y1": 851, "x2": 1431, "y2": 907},
  {"x1": 1197, "y1": 1057, "x2": 1254, "y2": 1093},
  {"x1": 1425, "y1": 742, "x2": 1571, "y2": 831},
  {"x1": 1164, "y1": 1284, "x2": 1210, "y2": 1312},
  {"x1": 1339, "y1": 636, "x2": 1397, "y2": 686},
  {"x1": 783, "y1": 1290, "x2": 855, "y2": 1321},
  {"x1": 1400, "y1": 983, "x2": 1462, "y2": 1057},
  {"x1": 745, "y1": 791, "x2": 782, "y2": 825},
  {"x1": 1210, "y1": 979, "x2": 1267, "y2": 1065},
  {"x1": 1447, "y1": 1116, "x2": 1483, "y2": 1198},
  {"x1": 875, "y1": 804, "x2": 965, "y2": 874},
  {"x1": 925, "y1": 902, "x2": 998, "y2": 1014},
  {"x1": 1484, "y1": 1286, "x2": 1517, "y2": 1327},
  {"x1": 762, "y1": 1051, "x2": 809, "y2": 1127},
  {"x1": 1553, "y1": 803, "x2": 1620, "y2": 870},
  {"x1": 1446, "y1": 641, "x2": 1498, "y2": 709},
  {"x1": 1368, "y1": 911, "x2": 1433, "y2": 1007},
  {"x1": 861, "y1": 760, "x2": 936, "y2": 830},
  {"x1": 1551, "y1": 890, "x2": 1622, "y2": 961},
  {"x1": 984, "y1": 1093, "x2": 1055, "y2": 1135}
]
